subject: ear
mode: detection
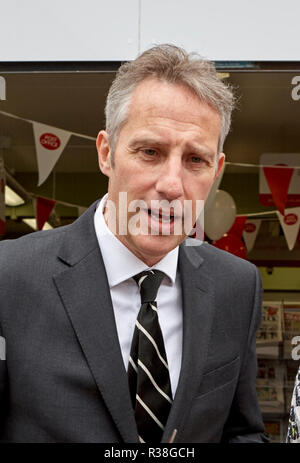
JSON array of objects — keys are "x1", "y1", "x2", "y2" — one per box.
[
  {"x1": 215, "y1": 152, "x2": 225, "y2": 179},
  {"x1": 96, "y1": 130, "x2": 112, "y2": 177}
]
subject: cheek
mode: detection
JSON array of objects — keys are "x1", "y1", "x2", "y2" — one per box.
[
  {"x1": 128, "y1": 172, "x2": 156, "y2": 193},
  {"x1": 185, "y1": 175, "x2": 214, "y2": 201}
]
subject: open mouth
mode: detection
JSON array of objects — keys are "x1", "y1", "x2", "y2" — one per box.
[{"x1": 147, "y1": 209, "x2": 175, "y2": 223}]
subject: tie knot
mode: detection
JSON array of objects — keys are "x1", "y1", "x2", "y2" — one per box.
[{"x1": 133, "y1": 270, "x2": 165, "y2": 304}]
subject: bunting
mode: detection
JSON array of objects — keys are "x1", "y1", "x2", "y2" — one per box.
[
  {"x1": 0, "y1": 111, "x2": 95, "y2": 188},
  {"x1": 263, "y1": 165, "x2": 293, "y2": 215},
  {"x1": 243, "y1": 219, "x2": 262, "y2": 253},
  {"x1": 36, "y1": 196, "x2": 56, "y2": 231},
  {"x1": 33, "y1": 122, "x2": 72, "y2": 186},
  {"x1": 1, "y1": 121, "x2": 300, "y2": 252},
  {"x1": 260, "y1": 153, "x2": 300, "y2": 214},
  {"x1": 277, "y1": 207, "x2": 300, "y2": 251}
]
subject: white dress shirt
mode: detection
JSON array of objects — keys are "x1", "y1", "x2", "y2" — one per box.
[{"x1": 94, "y1": 195, "x2": 183, "y2": 397}]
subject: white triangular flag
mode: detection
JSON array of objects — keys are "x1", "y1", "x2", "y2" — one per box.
[
  {"x1": 277, "y1": 207, "x2": 300, "y2": 251},
  {"x1": 242, "y1": 219, "x2": 261, "y2": 253},
  {"x1": 33, "y1": 122, "x2": 71, "y2": 186}
]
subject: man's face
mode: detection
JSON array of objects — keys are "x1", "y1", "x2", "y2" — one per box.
[{"x1": 97, "y1": 78, "x2": 225, "y2": 266}]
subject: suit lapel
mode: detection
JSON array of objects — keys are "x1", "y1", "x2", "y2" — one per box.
[
  {"x1": 53, "y1": 202, "x2": 138, "y2": 443},
  {"x1": 52, "y1": 203, "x2": 214, "y2": 443},
  {"x1": 162, "y1": 241, "x2": 216, "y2": 443}
]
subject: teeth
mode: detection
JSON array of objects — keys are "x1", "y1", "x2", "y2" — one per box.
[
  {"x1": 148, "y1": 210, "x2": 174, "y2": 222},
  {"x1": 161, "y1": 216, "x2": 173, "y2": 223}
]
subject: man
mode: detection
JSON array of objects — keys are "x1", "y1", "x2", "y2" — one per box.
[{"x1": 0, "y1": 44, "x2": 267, "y2": 442}]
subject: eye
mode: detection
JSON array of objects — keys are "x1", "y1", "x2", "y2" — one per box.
[
  {"x1": 191, "y1": 156, "x2": 203, "y2": 163},
  {"x1": 142, "y1": 148, "x2": 157, "y2": 156}
]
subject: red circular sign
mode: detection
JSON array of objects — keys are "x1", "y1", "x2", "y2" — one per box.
[
  {"x1": 284, "y1": 213, "x2": 298, "y2": 225},
  {"x1": 40, "y1": 133, "x2": 61, "y2": 150},
  {"x1": 244, "y1": 223, "x2": 256, "y2": 233}
]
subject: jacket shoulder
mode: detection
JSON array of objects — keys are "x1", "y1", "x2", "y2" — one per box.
[
  {"x1": 184, "y1": 238, "x2": 259, "y2": 281},
  {"x1": 0, "y1": 225, "x2": 70, "y2": 277}
]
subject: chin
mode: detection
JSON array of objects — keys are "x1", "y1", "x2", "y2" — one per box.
[{"x1": 133, "y1": 235, "x2": 182, "y2": 262}]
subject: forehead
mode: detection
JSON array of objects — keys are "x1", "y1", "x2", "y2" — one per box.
[{"x1": 121, "y1": 78, "x2": 221, "y2": 146}]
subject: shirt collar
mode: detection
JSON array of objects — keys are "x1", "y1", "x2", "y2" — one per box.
[{"x1": 94, "y1": 194, "x2": 179, "y2": 288}]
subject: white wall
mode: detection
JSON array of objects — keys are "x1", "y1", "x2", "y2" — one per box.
[
  {"x1": 0, "y1": 0, "x2": 299, "y2": 62},
  {"x1": 0, "y1": 0, "x2": 139, "y2": 61},
  {"x1": 141, "y1": 0, "x2": 300, "y2": 61}
]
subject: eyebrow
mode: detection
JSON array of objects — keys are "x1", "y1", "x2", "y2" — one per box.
[
  {"x1": 128, "y1": 137, "x2": 216, "y2": 161},
  {"x1": 128, "y1": 137, "x2": 166, "y2": 149}
]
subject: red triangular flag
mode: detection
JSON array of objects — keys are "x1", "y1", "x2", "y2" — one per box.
[
  {"x1": 36, "y1": 196, "x2": 56, "y2": 230},
  {"x1": 227, "y1": 216, "x2": 247, "y2": 239},
  {"x1": 263, "y1": 166, "x2": 294, "y2": 215}
]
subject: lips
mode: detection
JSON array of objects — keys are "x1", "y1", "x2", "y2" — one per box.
[{"x1": 147, "y1": 209, "x2": 176, "y2": 223}]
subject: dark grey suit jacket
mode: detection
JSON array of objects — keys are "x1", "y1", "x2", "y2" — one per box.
[{"x1": 0, "y1": 201, "x2": 267, "y2": 442}]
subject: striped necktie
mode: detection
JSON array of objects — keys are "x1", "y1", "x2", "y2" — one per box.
[{"x1": 128, "y1": 270, "x2": 173, "y2": 443}]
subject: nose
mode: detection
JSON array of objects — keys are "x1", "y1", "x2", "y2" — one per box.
[{"x1": 155, "y1": 157, "x2": 184, "y2": 200}]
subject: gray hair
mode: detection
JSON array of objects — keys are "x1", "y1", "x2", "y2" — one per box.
[{"x1": 105, "y1": 44, "x2": 235, "y2": 164}]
